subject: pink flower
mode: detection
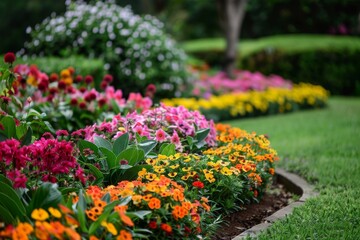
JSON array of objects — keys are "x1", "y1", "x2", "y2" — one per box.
[
  {"x1": 155, "y1": 129, "x2": 167, "y2": 142},
  {"x1": 7, "y1": 170, "x2": 27, "y2": 188},
  {"x1": 170, "y1": 131, "x2": 180, "y2": 145}
]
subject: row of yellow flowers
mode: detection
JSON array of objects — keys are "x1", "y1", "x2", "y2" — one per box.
[{"x1": 162, "y1": 83, "x2": 329, "y2": 121}]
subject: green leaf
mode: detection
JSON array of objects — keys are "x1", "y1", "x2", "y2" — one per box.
[
  {"x1": 110, "y1": 99, "x2": 121, "y2": 114},
  {"x1": 113, "y1": 133, "x2": 129, "y2": 155},
  {"x1": 94, "y1": 136, "x2": 112, "y2": 150},
  {"x1": 195, "y1": 128, "x2": 210, "y2": 143},
  {"x1": 28, "y1": 183, "x2": 62, "y2": 214},
  {"x1": 16, "y1": 124, "x2": 27, "y2": 139},
  {"x1": 27, "y1": 109, "x2": 42, "y2": 117},
  {"x1": 0, "y1": 174, "x2": 13, "y2": 186},
  {"x1": 59, "y1": 187, "x2": 79, "y2": 195},
  {"x1": 138, "y1": 140, "x2": 157, "y2": 156},
  {"x1": 78, "y1": 140, "x2": 99, "y2": 155},
  {"x1": 0, "y1": 181, "x2": 26, "y2": 216},
  {"x1": 20, "y1": 127, "x2": 33, "y2": 146},
  {"x1": 100, "y1": 147, "x2": 117, "y2": 169},
  {"x1": 0, "y1": 204, "x2": 14, "y2": 224},
  {"x1": 117, "y1": 147, "x2": 145, "y2": 166},
  {"x1": 187, "y1": 136, "x2": 194, "y2": 146},
  {"x1": 76, "y1": 190, "x2": 88, "y2": 232},
  {"x1": 161, "y1": 143, "x2": 176, "y2": 156},
  {"x1": 85, "y1": 163, "x2": 104, "y2": 180},
  {"x1": 118, "y1": 165, "x2": 151, "y2": 181},
  {"x1": 0, "y1": 116, "x2": 16, "y2": 138},
  {"x1": 101, "y1": 193, "x2": 111, "y2": 203},
  {"x1": 159, "y1": 143, "x2": 169, "y2": 153},
  {"x1": 128, "y1": 210, "x2": 151, "y2": 220},
  {"x1": 0, "y1": 193, "x2": 25, "y2": 222},
  {"x1": 44, "y1": 121, "x2": 55, "y2": 134}
]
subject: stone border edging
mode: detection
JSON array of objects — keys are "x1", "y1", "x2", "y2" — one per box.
[{"x1": 232, "y1": 168, "x2": 319, "y2": 239}]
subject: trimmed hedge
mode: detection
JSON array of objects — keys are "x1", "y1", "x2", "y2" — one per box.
[
  {"x1": 183, "y1": 35, "x2": 360, "y2": 96},
  {"x1": 241, "y1": 48, "x2": 360, "y2": 96}
]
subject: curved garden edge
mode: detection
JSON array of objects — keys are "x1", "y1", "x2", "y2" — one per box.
[{"x1": 233, "y1": 168, "x2": 319, "y2": 240}]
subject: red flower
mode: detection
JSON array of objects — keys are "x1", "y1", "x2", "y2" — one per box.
[
  {"x1": 4, "y1": 52, "x2": 15, "y2": 64},
  {"x1": 148, "y1": 221, "x2": 157, "y2": 229},
  {"x1": 100, "y1": 81, "x2": 108, "y2": 90},
  {"x1": 146, "y1": 84, "x2": 156, "y2": 93},
  {"x1": 103, "y1": 74, "x2": 113, "y2": 83},
  {"x1": 70, "y1": 98, "x2": 78, "y2": 106},
  {"x1": 58, "y1": 80, "x2": 67, "y2": 90},
  {"x1": 160, "y1": 223, "x2": 172, "y2": 233},
  {"x1": 49, "y1": 73, "x2": 59, "y2": 82},
  {"x1": 84, "y1": 75, "x2": 93, "y2": 84},
  {"x1": 75, "y1": 75, "x2": 83, "y2": 83},
  {"x1": 79, "y1": 102, "x2": 87, "y2": 109},
  {"x1": 192, "y1": 181, "x2": 204, "y2": 189}
]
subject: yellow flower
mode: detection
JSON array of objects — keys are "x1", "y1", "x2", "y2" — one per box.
[
  {"x1": 27, "y1": 76, "x2": 38, "y2": 86},
  {"x1": 182, "y1": 167, "x2": 192, "y2": 172},
  {"x1": 146, "y1": 173, "x2": 157, "y2": 181},
  {"x1": 48, "y1": 207, "x2": 62, "y2": 218},
  {"x1": 169, "y1": 164, "x2": 180, "y2": 169},
  {"x1": 31, "y1": 209, "x2": 49, "y2": 221},
  {"x1": 60, "y1": 69, "x2": 71, "y2": 78},
  {"x1": 138, "y1": 168, "x2": 147, "y2": 178},
  {"x1": 168, "y1": 172, "x2": 177, "y2": 178},
  {"x1": 101, "y1": 221, "x2": 118, "y2": 235}
]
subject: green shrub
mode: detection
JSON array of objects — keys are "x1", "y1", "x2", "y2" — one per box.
[
  {"x1": 24, "y1": 1, "x2": 189, "y2": 99},
  {"x1": 17, "y1": 55, "x2": 106, "y2": 87},
  {"x1": 241, "y1": 48, "x2": 360, "y2": 96}
]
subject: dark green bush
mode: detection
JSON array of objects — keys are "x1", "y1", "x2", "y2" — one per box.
[{"x1": 240, "y1": 48, "x2": 360, "y2": 96}]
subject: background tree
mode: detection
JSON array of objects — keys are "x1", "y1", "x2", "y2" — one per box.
[{"x1": 216, "y1": 0, "x2": 248, "y2": 78}]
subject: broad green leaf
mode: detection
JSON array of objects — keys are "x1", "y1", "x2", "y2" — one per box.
[
  {"x1": 159, "y1": 143, "x2": 169, "y2": 153},
  {"x1": 186, "y1": 136, "x2": 194, "y2": 146},
  {"x1": 118, "y1": 165, "x2": 151, "y2": 181},
  {"x1": 0, "y1": 182, "x2": 26, "y2": 216},
  {"x1": 0, "y1": 193, "x2": 25, "y2": 221},
  {"x1": 94, "y1": 136, "x2": 112, "y2": 150},
  {"x1": 100, "y1": 147, "x2": 117, "y2": 169},
  {"x1": 0, "y1": 204, "x2": 14, "y2": 224},
  {"x1": 117, "y1": 147, "x2": 145, "y2": 166},
  {"x1": 16, "y1": 124, "x2": 27, "y2": 139},
  {"x1": 76, "y1": 190, "x2": 88, "y2": 232},
  {"x1": 195, "y1": 128, "x2": 210, "y2": 143},
  {"x1": 101, "y1": 193, "x2": 111, "y2": 203},
  {"x1": 113, "y1": 133, "x2": 129, "y2": 155},
  {"x1": 28, "y1": 183, "x2": 62, "y2": 214},
  {"x1": 0, "y1": 116, "x2": 16, "y2": 138},
  {"x1": 20, "y1": 127, "x2": 33, "y2": 146},
  {"x1": 59, "y1": 187, "x2": 79, "y2": 195},
  {"x1": 27, "y1": 109, "x2": 42, "y2": 117},
  {"x1": 0, "y1": 174, "x2": 13, "y2": 186},
  {"x1": 44, "y1": 121, "x2": 55, "y2": 134},
  {"x1": 85, "y1": 163, "x2": 104, "y2": 180},
  {"x1": 128, "y1": 210, "x2": 151, "y2": 220},
  {"x1": 110, "y1": 99, "x2": 121, "y2": 114},
  {"x1": 161, "y1": 143, "x2": 176, "y2": 156},
  {"x1": 138, "y1": 140, "x2": 157, "y2": 156},
  {"x1": 78, "y1": 140, "x2": 99, "y2": 155}
]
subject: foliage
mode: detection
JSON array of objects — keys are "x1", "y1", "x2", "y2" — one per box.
[
  {"x1": 241, "y1": 47, "x2": 360, "y2": 96},
  {"x1": 24, "y1": 1, "x2": 189, "y2": 100},
  {"x1": 163, "y1": 83, "x2": 329, "y2": 122}
]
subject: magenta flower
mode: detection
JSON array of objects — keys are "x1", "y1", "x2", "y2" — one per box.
[{"x1": 155, "y1": 129, "x2": 167, "y2": 142}]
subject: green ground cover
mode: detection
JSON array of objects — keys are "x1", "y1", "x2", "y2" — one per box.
[
  {"x1": 226, "y1": 97, "x2": 360, "y2": 239},
  {"x1": 182, "y1": 34, "x2": 360, "y2": 58}
]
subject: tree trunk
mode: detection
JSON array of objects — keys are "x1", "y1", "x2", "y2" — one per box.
[{"x1": 217, "y1": 0, "x2": 248, "y2": 79}]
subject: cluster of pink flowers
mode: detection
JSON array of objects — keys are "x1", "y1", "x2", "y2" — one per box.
[
  {"x1": 192, "y1": 70, "x2": 292, "y2": 98},
  {"x1": 71, "y1": 104, "x2": 217, "y2": 150},
  {"x1": 0, "y1": 138, "x2": 85, "y2": 188}
]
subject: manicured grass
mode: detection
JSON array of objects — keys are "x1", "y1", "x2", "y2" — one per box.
[
  {"x1": 225, "y1": 97, "x2": 360, "y2": 239},
  {"x1": 182, "y1": 34, "x2": 360, "y2": 58}
]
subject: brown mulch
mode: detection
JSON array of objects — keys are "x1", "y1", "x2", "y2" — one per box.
[{"x1": 212, "y1": 183, "x2": 294, "y2": 240}]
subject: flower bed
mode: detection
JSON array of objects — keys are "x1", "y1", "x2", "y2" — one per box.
[
  {"x1": 0, "y1": 54, "x2": 282, "y2": 239},
  {"x1": 163, "y1": 83, "x2": 329, "y2": 121}
]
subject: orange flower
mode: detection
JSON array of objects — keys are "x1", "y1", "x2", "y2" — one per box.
[
  {"x1": 31, "y1": 209, "x2": 49, "y2": 221},
  {"x1": 160, "y1": 223, "x2": 172, "y2": 233},
  {"x1": 90, "y1": 236, "x2": 99, "y2": 240},
  {"x1": 148, "y1": 197, "x2": 161, "y2": 209},
  {"x1": 94, "y1": 199, "x2": 106, "y2": 208},
  {"x1": 269, "y1": 168, "x2": 275, "y2": 175},
  {"x1": 58, "y1": 204, "x2": 73, "y2": 214},
  {"x1": 119, "y1": 213, "x2": 134, "y2": 227},
  {"x1": 172, "y1": 189, "x2": 184, "y2": 201},
  {"x1": 172, "y1": 205, "x2": 188, "y2": 220},
  {"x1": 116, "y1": 230, "x2": 133, "y2": 240}
]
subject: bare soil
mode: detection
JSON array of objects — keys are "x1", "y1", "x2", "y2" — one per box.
[{"x1": 212, "y1": 183, "x2": 294, "y2": 240}]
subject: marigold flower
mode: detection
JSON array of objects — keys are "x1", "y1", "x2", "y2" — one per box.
[
  {"x1": 4, "y1": 52, "x2": 15, "y2": 64},
  {"x1": 117, "y1": 230, "x2": 132, "y2": 240},
  {"x1": 31, "y1": 209, "x2": 49, "y2": 221},
  {"x1": 48, "y1": 207, "x2": 62, "y2": 218},
  {"x1": 148, "y1": 197, "x2": 161, "y2": 209}
]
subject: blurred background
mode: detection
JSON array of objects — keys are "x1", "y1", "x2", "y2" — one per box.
[{"x1": 2, "y1": 0, "x2": 359, "y2": 53}]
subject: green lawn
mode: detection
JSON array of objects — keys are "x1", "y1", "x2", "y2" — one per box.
[
  {"x1": 225, "y1": 97, "x2": 360, "y2": 239},
  {"x1": 182, "y1": 34, "x2": 360, "y2": 58}
]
